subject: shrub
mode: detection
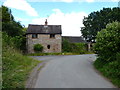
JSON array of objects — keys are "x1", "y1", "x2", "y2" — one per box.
[
  {"x1": 2, "y1": 32, "x2": 26, "y2": 52},
  {"x1": 62, "y1": 38, "x2": 72, "y2": 52},
  {"x1": 74, "y1": 43, "x2": 87, "y2": 54},
  {"x1": 94, "y1": 22, "x2": 120, "y2": 87},
  {"x1": 2, "y1": 32, "x2": 40, "y2": 88},
  {"x1": 94, "y1": 22, "x2": 120, "y2": 62},
  {"x1": 62, "y1": 38, "x2": 87, "y2": 53},
  {"x1": 34, "y1": 44, "x2": 43, "y2": 52}
]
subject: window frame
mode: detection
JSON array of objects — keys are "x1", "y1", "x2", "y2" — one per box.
[
  {"x1": 32, "y1": 34, "x2": 38, "y2": 39},
  {"x1": 50, "y1": 34, "x2": 55, "y2": 38}
]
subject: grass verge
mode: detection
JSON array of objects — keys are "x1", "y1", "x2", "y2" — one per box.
[
  {"x1": 2, "y1": 46, "x2": 41, "y2": 88},
  {"x1": 94, "y1": 58, "x2": 120, "y2": 88},
  {"x1": 27, "y1": 51, "x2": 94, "y2": 56},
  {"x1": 27, "y1": 52, "x2": 80, "y2": 56}
]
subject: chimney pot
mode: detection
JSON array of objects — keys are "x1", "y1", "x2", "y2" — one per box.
[{"x1": 45, "y1": 19, "x2": 48, "y2": 25}]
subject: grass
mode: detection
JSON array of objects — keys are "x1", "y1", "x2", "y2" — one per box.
[
  {"x1": 94, "y1": 59, "x2": 120, "y2": 88},
  {"x1": 27, "y1": 51, "x2": 94, "y2": 56},
  {"x1": 27, "y1": 52, "x2": 81, "y2": 56},
  {"x1": 2, "y1": 46, "x2": 41, "y2": 88}
]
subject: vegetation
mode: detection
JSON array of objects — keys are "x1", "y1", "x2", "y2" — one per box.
[
  {"x1": 28, "y1": 52, "x2": 82, "y2": 56},
  {"x1": 1, "y1": 6, "x2": 41, "y2": 88},
  {"x1": 81, "y1": 7, "x2": 120, "y2": 42},
  {"x1": 34, "y1": 44, "x2": 43, "y2": 52},
  {"x1": 94, "y1": 22, "x2": 120, "y2": 87},
  {"x1": 1, "y1": 5, "x2": 26, "y2": 52},
  {"x1": 62, "y1": 38, "x2": 88, "y2": 54},
  {"x1": 2, "y1": 32, "x2": 40, "y2": 88},
  {"x1": 2, "y1": 5, "x2": 25, "y2": 37}
]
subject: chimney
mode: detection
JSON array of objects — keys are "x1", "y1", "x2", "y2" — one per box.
[{"x1": 45, "y1": 19, "x2": 48, "y2": 25}]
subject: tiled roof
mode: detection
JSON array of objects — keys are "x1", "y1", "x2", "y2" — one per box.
[
  {"x1": 62, "y1": 36, "x2": 86, "y2": 43},
  {"x1": 26, "y1": 24, "x2": 62, "y2": 34}
]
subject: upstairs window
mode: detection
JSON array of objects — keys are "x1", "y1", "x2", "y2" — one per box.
[
  {"x1": 32, "y1": 34, "x2": 38, "y2": 38},
  {"x1": 50, "y1": 34, "x2": 55, "y2": 38}
]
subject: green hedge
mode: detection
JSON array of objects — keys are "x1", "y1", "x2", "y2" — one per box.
[
  {"x1": 34, "y1": 44, "x2": 43, "y2": 52},
  {"x1": 94, "y1": 22, "x2": 120, "y2": 87},
  {"x1": 62, "y1": 38, "x2": 87, "y2": 54}
]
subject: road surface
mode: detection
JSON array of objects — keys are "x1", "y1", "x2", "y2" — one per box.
[{"x1": 33, "y1": 54, "x2": 115, "y2": 88}]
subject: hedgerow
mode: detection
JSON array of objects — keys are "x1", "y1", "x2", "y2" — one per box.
[{"x1": 94, "y1": 22, "x2": 120, "y2": 87}]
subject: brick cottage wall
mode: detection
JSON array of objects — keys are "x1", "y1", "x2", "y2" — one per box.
[{"x1": 26, "y1": 34, "x2": 62, "y2": 53}]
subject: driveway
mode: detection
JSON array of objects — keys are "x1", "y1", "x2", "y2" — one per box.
[{"x1": 32, "y1": 54, "x2": 115, "y2": 88}]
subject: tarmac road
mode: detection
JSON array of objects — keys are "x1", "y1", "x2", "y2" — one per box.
[{"x1": 33, "y1": 54, "x2": 115, "y2": 88}]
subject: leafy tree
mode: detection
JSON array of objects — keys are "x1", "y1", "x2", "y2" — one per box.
[
  {"x1": 1, "y1": 5, "x2": 14, "y2": 22},
  {"x1": 1, "y1": 5, "x2": 24, "y2": 37},
  {"x1": 94, "y1": 22, "x2": 120, "y2": 62},
  {"x1": 81, "y1": 7, "x2": 120, "y2": 42},
  {"x1": 94, "y1": 22, "x2": 120, "y2": 87}
]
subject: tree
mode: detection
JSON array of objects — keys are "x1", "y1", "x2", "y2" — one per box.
[
  {"x1": 1, "y1": 5, "x2": 14, "y2": 22},
  {"x1": 1, "y1": 5, "x2": 24, "y2": 37},
  {"x1": 1, "y1": 6, "x2": 27, "y2": 52},
  {"x1": 81, "y1": 7, "x2": 120, "y2": 42},
  {"x1": 94, "y1": 22, "x2": 120, "y2": 62}
]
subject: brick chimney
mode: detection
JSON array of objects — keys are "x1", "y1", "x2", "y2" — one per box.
[{"x1": 45, "y1": 19, "x2": 48, "y2": 25}]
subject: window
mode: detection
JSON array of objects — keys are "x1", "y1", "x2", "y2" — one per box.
[
  {"x1": 32, "y1": 34, "x2": 38, "y2": 38},
  {"x1": 50, "y1": 34, "x2": 55, "y2": 38},
  {"x1": 47, "y1": 45, "x2": 50, "y2": 49}
]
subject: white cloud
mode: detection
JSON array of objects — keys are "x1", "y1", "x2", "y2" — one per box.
[
  {"x1": 111, "y1": 0, "x2": 119, "y2": 2},
  {"x1": 61, "y1": 0, "x2": 74, "y2": 2},
  {"x1": 86, "y1": 0, "x2": 94, "y2": 2},
  {"x1": 3, "y1": 0, "x2": 38, "y2": 16},
  {"x1": 15, "y1": 17, "x2": 30, "y2": 22},
  {"x1": 32, "y1": 9, "x2": 87, "y2": 36},
  {"x1": 25, "y1": 0, "x2": 119, "y2": 2}
]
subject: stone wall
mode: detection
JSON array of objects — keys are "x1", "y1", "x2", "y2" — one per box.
[{"x1": 26, "y1": 34, "x2": 62, "y2": 53}]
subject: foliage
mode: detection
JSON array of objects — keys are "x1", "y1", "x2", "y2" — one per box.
[
  {"x1": 28, "y1": 53, "x2": 81, "y2": 56},
  {"x1": 34, "y1": 44, "x2": 43, "y2": 52},
  {"x1": 94, "y1": 58, "x2": 120, "y2": 87},
  {"x1": 1, "y1": 6, "x2": 26, "y2": 52},
  {"x1": 62, "y1": 38, "x2": 72, "y2": 52},
  {"x1": 62, "y1": 38, "x2": 87, "y2": 54},
  {"x1": 1, "y1": 5, "x2": 24, "y2": 37},
  {"x1": 1, "y1": 5, "x2": 14, "y2": 22},
  {"x1": 2, "y1": 32, "x2": 40, "y2": 88},
  {"x1": 81, "y1": 7, "x2": 120, "y2": 42},
  {"x1": 94, "y1": 22, "x2": 120, "y2": 62},
  {"x1": 94, "y1": 22, "x2": 120, "y2": 87},
  {"x1": 74, "y1": 43, "x2": 87, "y2": 54},
  {"x1": 2, "y1": 32, "x2": 26, "y2": 52}
]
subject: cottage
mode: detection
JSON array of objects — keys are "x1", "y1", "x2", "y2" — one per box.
[{"x1": 26, "y1": 20, "x2": 62, "y2": 53}]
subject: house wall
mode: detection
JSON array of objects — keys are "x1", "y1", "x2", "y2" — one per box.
[{"x1": 26, "y1": 34, "x2": 62, "y2": 53}]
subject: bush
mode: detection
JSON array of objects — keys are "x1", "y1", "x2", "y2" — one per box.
[
  {"x1": 34, "y1": 44, "x2": 43, "y2": 52},
  {"x1": 62, "y1": 38, "x2": 72, "y2": 52},
  {"x1": 2, "y1": 32, "x2": 40, "y2": 88},
  {"x1": 2, "y1": 32, "x2": 26, "y2": 52},
  {"x1": 74, "y1": 43, "x2": 87, "y2": 54},
  {"x1": 94, "y1": 22, "x2": 120, "y2": 62},
  {"x1": 62, "y1": 38, "x2": 87, "y2": 53},
  {"x1": 94, "y1": 22, "x2": 120, "y2": 87}
]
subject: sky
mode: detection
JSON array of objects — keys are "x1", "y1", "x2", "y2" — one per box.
[{"x1": 1, "y1": 0, "x2": 119, "y2": 36}]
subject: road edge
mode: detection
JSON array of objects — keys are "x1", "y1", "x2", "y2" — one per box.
[{"x1": 25, "y1": 61, "x2": 46, "y2": 88}]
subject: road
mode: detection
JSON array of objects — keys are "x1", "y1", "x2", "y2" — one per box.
[{"x1": 33, "y1": 54, "x2": 115, "y2": 88}]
